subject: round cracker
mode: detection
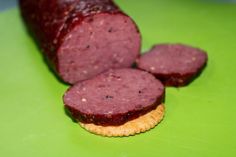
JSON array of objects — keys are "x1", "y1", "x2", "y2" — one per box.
[{"x1": 79, "y1": 104, "x2": 165, "y2": 137}]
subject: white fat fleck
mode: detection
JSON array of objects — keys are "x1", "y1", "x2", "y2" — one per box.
[
  {"x1": 192, "y1": 57, "x2": 196, "y2": 61},
  {"x1": 90, "y1": 35, "x2": 94, "y2": 39},
  {"x1": 78, "y1": 1, "x2": 86, "y2": 9},
  {"x1": 122, "y1": 98, "x2": 129, "y2": 102},
  {"x1": 88, "y1": 27, "x2": 92, "y2": 31},
  {"x1": 113, "y1": 54, "x2": 118, "y2": 58},
  {"x1": 65, "y1": 97, "x2": 70, "y2": 101},
  {"x1": 82, "y1": 70, "x2": 88, "y2": 74},
  {"x1": 119, "y1": 58, "x2": 124, "y2": 63},
  {"x1": 53, "y1": 39, "x2": 58, "y2": 44},
  {"x1": 64, "y1": 11, "x2": 69, "y2": 16},
  {"x1": 99, "y1": 20, "x2": 104, "y2": 25},
  {"x1": 94, "y1": 65, "x2": 98, "y2": 69},
  {"x1": 73, "y1": 17, "x2": 79, "y2": 22},
  {"x1": 79, "y1": 28, "x2": 84, "y2": 33},
  {"x1": 107, "y1": 111, "x2": 113, "y2": 114},
  {"x1": 82, "y1": 88, "x2": 86, "y2": 91},
  {"x1": 150, "y1": 66, "x2": 156, "y2": 71},
  {"x1": 81, "y1": 98, "x2": 87, "y2": 102},
  {"x1": 66, "y1": 34, "x2": 72, "y2": 40}
]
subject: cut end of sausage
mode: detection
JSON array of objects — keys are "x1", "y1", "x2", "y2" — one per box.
[
  {"x1": 58, "y1": 13, "x2": 141, "y2": 84},
  {"x1": 136, "y1": 44, "x2": 208, "y2": 86},
  {"x1": 63, "y1": 68, "x2": 165, "y2": 126}
]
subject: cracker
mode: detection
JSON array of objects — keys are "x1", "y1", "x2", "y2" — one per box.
[{"x1": 79, "y1": 104, "x2": 165, "y2": 137}]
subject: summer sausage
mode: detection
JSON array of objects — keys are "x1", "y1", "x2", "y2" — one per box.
[
  {"x1": 136, "y1": 44, "x2": 208, "y2": 86},
  {"x1": 19, "y1": 0, "x2": 141, "y2": 84},
  {"x1": 63, "y1": 69, "x2": 165, "y2": 126}
]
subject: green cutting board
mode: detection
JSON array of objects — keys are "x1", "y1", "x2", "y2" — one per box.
[{"x1": 1, "y1": 0, "x2": 236, "y2": 156}]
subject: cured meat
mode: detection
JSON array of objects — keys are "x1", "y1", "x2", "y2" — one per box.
[
  {"x1": 136, "y1": 44, "x2": 208, "y2": 86},
  {"x1": 20, "y1": 0, "x2": 141, "y2": 84},
  {"x1": 63, "y1": 69, "x2": 165, "y2": 126}
]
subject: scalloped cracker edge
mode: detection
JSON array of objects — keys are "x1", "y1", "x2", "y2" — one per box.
[{"x1": 79, "y1": 104, "x2": 165, "y2": 137}]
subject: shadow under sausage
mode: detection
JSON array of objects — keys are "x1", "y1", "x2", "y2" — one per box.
[
  {"x1": 64, "y1": 106, "x2": 77, "y2": 123},
  {"x1": 188, "y1": 60, "x2": 208, "y2": 85}
]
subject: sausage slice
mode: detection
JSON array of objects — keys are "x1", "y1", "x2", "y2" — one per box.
[
  {"x1": 63, "y1": 69, "x2": 165, "y2": 126},
  {"x1": 136, "y1": 44, "x2": 208, "y2": 86}
]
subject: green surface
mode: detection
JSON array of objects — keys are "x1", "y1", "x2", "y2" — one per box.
[{"x1": 0, "y1": 0, "x2": 236, "y2": 156}]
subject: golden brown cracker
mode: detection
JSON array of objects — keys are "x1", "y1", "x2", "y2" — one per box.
[{"x1": 79, "y1": 104, "x2": 165, "y2": 137}]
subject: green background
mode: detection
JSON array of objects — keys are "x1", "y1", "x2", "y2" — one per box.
[{"x1": 0, "y1": 0, "x2": 236, "y2": 156}]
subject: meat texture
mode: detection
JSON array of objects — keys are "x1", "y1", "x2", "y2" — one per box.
[
  {"x1": 137, "y1": 44, "x2": 208, "y2": 86},
  {"x1": 63, "y1": 69, "x2": 165, "y2": 126},
  {"x1": 20, "y1": 0, "x2": 141, "y2": 84}
]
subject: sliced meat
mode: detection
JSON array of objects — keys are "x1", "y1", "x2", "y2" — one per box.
[
  {"x1": 19, "y1": 0, "x2": 141, "y2": 84},
  {"x1": 63, "y1": 69, "x2": 165, "y2": 126},
  {"x1": 136, "y1": 44, "x2": 208, "y2": 86}
]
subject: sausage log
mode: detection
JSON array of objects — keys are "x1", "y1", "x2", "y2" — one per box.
[{"x1": 20, "y1": 0, "x2": 141, "y2": 84}]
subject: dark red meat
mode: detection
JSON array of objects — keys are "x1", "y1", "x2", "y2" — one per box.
[
  {"x1": 19, "y1": 0, "x2": 141, "y2": 84},
  {"x1": 136, "y1": 44, "x2": 208, "y2": 86},
  {"x1": 63, "y1": 69, "x2": 165, "y2": 126}
]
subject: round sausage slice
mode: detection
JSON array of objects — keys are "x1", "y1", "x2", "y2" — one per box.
[
  {"x1": 63, "y1": 69, "x2": 165, "y2": 126},
  {"x1": 136, "y1": 44, "x2": 208, "y2": 86},
  {"x1": 19, "y1": 0, "x2": 141, "y2": 84}
]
